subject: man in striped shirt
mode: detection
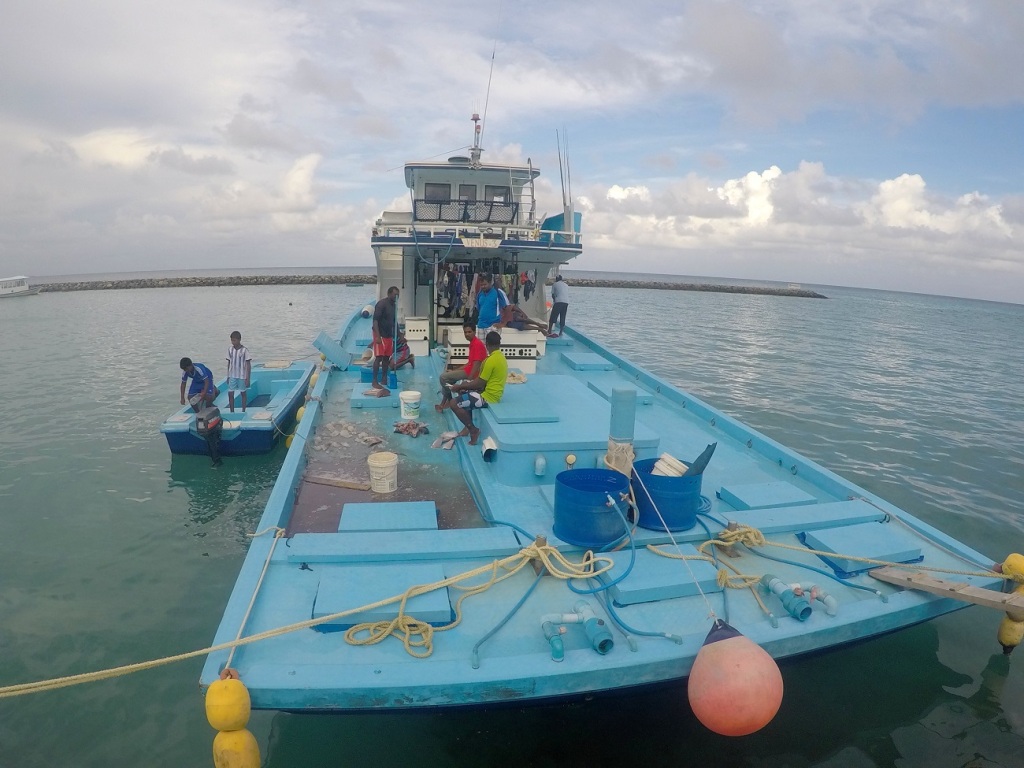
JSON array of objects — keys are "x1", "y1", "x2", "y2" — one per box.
[{"x1": 226, "y1": 331, "x2": 253, "y2": 412}]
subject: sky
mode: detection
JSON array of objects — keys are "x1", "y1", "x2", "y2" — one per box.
[{"x1": 2, "y1": 1, "x2": 1023, "y2": 303}]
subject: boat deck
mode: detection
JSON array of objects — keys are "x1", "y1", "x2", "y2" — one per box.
[{"x1": 201, "y1": 312, "x2": 1001, "y2": 711}]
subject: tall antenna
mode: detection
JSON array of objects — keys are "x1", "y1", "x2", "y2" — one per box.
[
  {"x1": 556, "y1": 130, "x2": 567, "y2": 208},
  {"x1": 478, "y1": 0, "x2": 504, "y2": 149},
  {"x1": 563, "y1": 128, "x2": 573, "y2": 205},
  {"x1": 556, "y1": 128, "x2": 574, "y2": 239}
]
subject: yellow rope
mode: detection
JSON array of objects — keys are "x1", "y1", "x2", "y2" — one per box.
[
  {"x1": 603, "y1": 440, "x2": 635, "y2": 479},
  {"x1": 0, "y1": 540, "x2": 610, "y2": 699},
  {"x1": 344, "y1": 541, "x2": 616, "y2": 656},
  {"x1": 2, "y1": 517, "x2": 1005, "y2": 699},
  {"x1": 670, "y1": 522, "x2": 1003, "y2": 581},
  {"x1": 225, "y1": 527, "x2": 285, "y2": 669},
  {"x1": 730, "y1": 522, "x2": 1001, "y2": 579},
  {"x1": 645, "y1": 545, "x2": 770, "y2": 616}
]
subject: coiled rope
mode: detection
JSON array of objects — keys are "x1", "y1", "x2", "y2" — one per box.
[
  {"x1": 0, "y1": 538, "x2": 612, "y2": 699},
  {"x1": 643, "y1": 521, "x2": 1003, "y2": 582}
]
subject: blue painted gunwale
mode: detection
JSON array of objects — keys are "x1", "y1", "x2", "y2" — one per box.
[
  {"x1": 199, "y1": 307, "x2": 1001, "y2": 712},
  {"x1": 160, "y1": 361, "x2": 314, "y2": 456}
]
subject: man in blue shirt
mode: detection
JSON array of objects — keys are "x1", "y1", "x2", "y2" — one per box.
[
  {"x1": 475, "y1": 273, "x2": 507, "y2": 335},
  {"x1": 179, "y1": 357, "x2": 219, "y2": 411}
]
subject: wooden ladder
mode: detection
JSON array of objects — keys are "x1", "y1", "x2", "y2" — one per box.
[{"x1": 870, "y1": 567, "x2": 1018, "y2": 612}]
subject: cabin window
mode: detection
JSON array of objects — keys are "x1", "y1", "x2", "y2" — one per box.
[
  {"x1": 484, "y1": 185, "x2": 510, "y2": 202},
  {"x1": 424, "y1": 183, "x2": 451, "y2": 202},
  {"x1": 458, "y1": 184, "x2": 477, "y2": 201}
]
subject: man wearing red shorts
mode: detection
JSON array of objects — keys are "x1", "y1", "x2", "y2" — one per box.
[{"x1": 372, "y1": 286, "x2": 400, "y2": 392}]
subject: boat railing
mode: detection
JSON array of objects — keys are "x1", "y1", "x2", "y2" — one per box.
[
  {"x1": 413, "y1": 199, "x2": 519, "y2": 225},
  {"x1": 373, "y1": 220, "x2": 582, "y2": 246}
]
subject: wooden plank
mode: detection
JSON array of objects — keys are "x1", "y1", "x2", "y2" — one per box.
[
  {"x1": 870, "y1": 566, "x2": 1017, "y2": 611},
  {"x1": 305, "y1": 474, "x2": 372, "y2": 491}
]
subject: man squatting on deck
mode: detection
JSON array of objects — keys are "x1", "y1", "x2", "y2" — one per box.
[
  {"x1": 436, "y1": 321, "x2": 487, "y2": 412},
  {"x1": 371, "y1": 286, "x2": 400, "y2": 393},
  {"x1": 443, "y1": 331, "x2": 507, "y2": 445}
]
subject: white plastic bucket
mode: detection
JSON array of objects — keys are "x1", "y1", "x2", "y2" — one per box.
[
  {"x1": 367, "y1": 451, "x2": 398, "y2": 493},
  {"x1": 399, "y1": 390, "x2": 421, "y2": 420}
]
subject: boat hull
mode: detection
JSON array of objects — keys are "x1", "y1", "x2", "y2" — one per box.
[
  {"x1": 201, "y1": 139, "x2": 1000, "y2": 714},
  {"x1": 200, "y1": 309, "x2": 999, "y2": 713},
  {"x1": 0, "y1": 287, "x2": 41, "y2": 298}
]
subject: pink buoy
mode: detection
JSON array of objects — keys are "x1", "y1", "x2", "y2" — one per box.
[{"x1": 687, "y1": 619, "x2": 784, "y2": 736}]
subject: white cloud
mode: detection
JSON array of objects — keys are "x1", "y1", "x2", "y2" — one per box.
[
  {"x1": 0, "y1": 1, "x2": 1022, "y2": 302},
  {"x1": 577, "y1": 161, "x2": 1021, "y2": 301}
]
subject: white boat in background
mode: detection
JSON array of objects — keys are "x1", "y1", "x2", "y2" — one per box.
[{"x1": 0, "y1": 276, "x2": 40, "y2": 298}]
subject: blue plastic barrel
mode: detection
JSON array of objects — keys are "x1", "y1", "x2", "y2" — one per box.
[
  {"x1": 631, "y1": 458, "x2": 702, "y2": 531},
  {"x1": 553, "y1": 469, "x2": 630, "y2": 547}
]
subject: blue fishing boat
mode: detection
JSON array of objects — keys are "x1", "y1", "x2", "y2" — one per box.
[
  {"x1": 200, "y1": 117, "x2": 1006, "y2": 724},
  {"x1": 161, "y1": 361, "x2": 315, "y2": 456}
]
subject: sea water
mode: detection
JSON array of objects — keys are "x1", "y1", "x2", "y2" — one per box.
[{"x1": 1, "y1": 278, "x2": 1023, "y2": 767}]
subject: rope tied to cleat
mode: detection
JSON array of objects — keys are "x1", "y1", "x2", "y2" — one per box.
[
  {"x1": 0, "y1": 539, "x2": 618, "y2": 698},
  {"x1": 344, "y1": 538, "x2": 617, "y2": 657}
]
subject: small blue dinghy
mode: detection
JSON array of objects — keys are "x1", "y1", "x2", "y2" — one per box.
[{"x1": 160, "y1": 361, "x2": 314, "y2": 456}]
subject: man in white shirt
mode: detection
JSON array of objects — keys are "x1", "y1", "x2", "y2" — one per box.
[{"x1": 546, "y1": 274, "x2": 569, "y2": 337}]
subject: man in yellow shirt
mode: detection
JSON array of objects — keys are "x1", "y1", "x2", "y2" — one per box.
[{"x1": 447, "y1": 331, "x2": 507, "y2": 445}]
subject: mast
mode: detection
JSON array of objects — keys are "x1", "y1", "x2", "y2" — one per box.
[
  {"x1": 470, "y1": 113, "x2": 483, "y2": 168},
  {"x1": 557, "y1": 129, "x2": 574, "y2": 240}
]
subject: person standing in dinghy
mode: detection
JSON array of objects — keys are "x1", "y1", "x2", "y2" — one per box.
[{"x1": 226, "y1": 331, "x2": 253, "y2": 412}]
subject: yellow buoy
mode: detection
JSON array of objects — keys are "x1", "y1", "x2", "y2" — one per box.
[
  {"x1": 295, "y1": 406, "x2": 305, "y2": 422},
  {"x1": 205, "y1": 676, "x2": 250, "y2": 731},
  {"x1": 213, "y1": 729, "x2": 260, "y2": 768},
  {"x1": 309, "y1": 371, "x2": 319, "y2": 389},
  {"x1": 206, "y1": 669, "x2": 260, "y2": 768},
  {"x1": 285, "y1": 435, "x2": 293, "y2": 448},
  {"x1": 319, "y1": 353, "x2": 326, "y2": 361},
  {"x1": 996, "y1": 554, "x2": 1024, "y2": 654},
  {"x1": 998, "y1": 615, "x2": 1024, "y2": 654},
  {"x1": 1001, "y1": 553, "x2": 1024, "y2": 580}
]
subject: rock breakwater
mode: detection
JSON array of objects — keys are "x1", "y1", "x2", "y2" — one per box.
[
  {"x1": 560, "y1": 279, "x2": 826, "y2": 298},
  {"x1": 37, "y1": 274, "x2": 378, "y2": 292},
  {"x1": 36, "y1": 274, "x2": 826, "y2": 299}
]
